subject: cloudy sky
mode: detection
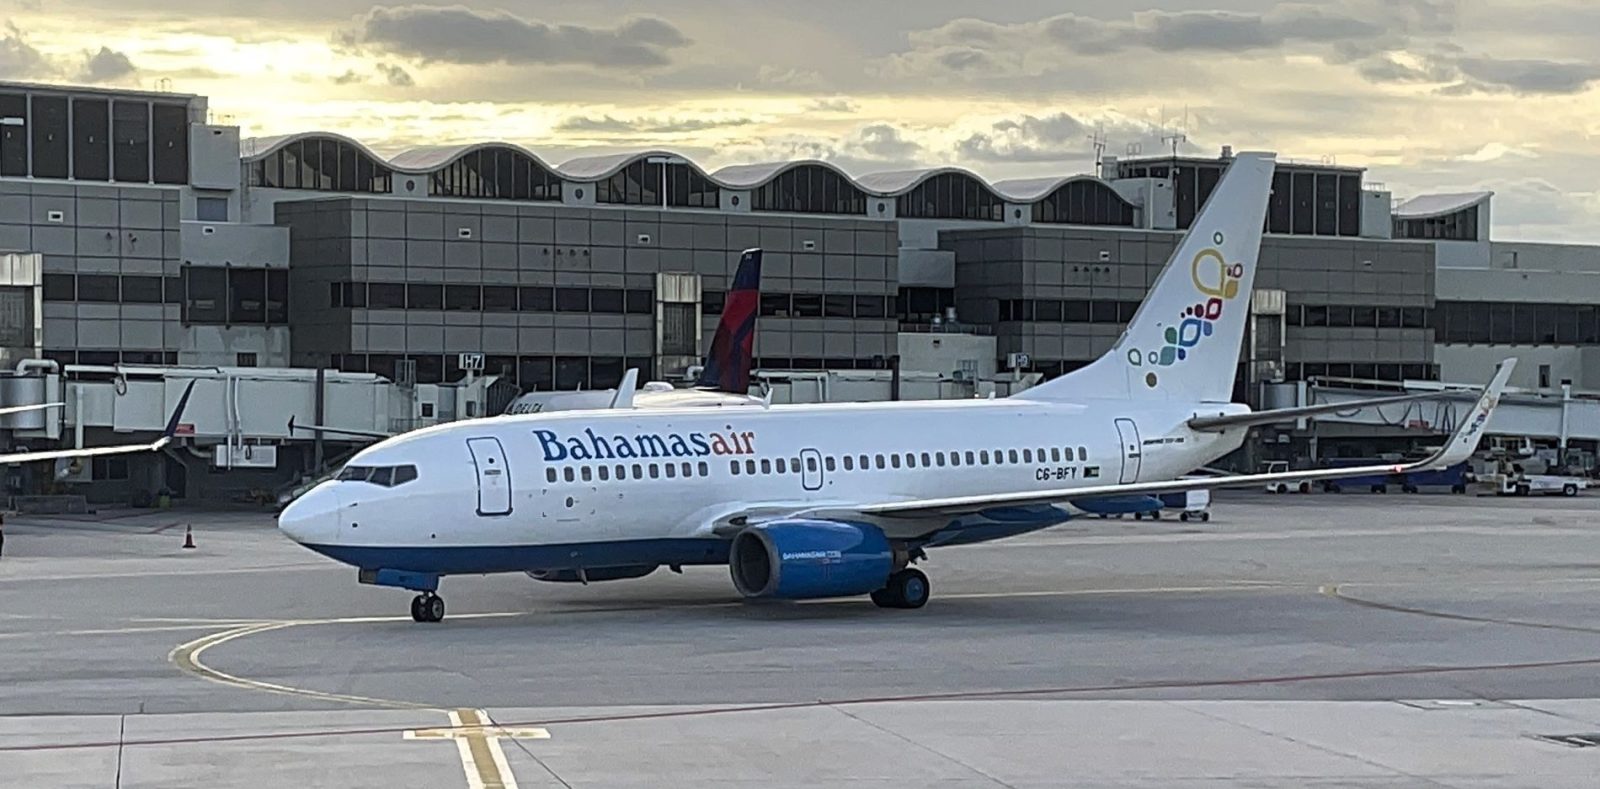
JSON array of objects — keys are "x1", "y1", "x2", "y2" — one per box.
[{"x1": 4, "y1": 0, "x2": 1599, "y2": 241}]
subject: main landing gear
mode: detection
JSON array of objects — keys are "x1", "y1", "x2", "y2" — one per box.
[
  {"x1": 410, "y1": 592, "x2": 445, "y2": 623},
  {"x1": 871, "y1": 568, "x2": 931, "y2": 609}
]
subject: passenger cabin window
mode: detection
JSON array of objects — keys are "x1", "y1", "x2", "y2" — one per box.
[
  {"x1": 891, "y1": 455, "x2": 901, "y2": 469},
  {"x1": 598, "y1": 466, "x2": 609, "y2": 481},
  {"x1": 698, "y1": 461, "x2": 708, "y2": 477},
  {"x1": 920, "y1": 452, "x2": 931, "y2": 467},
  {"x1": 564, "y1": 467, "x2": 575, "y2": 482},
  {"x1": 746, "y1": 459, "x2": 757, "y2": 475},
  {"x1": 935, "y1": 453, "x2": 945, "y2": 467},
  {"x1": 905, "y1": 453, "x2": 916, "y2": 469},
  {"x1": 731, "y1": 460, "x2": 742, "y2": 475},
  {"x1": 965, "y1": 451, "x2": 976, "y2": 465},
  {"x1": 1078, "y1": 447, "x2": 1088, "y2": 461},
  {"x1": 1023, "y1": 449, "x2": 1033, "y2": 463},
  {"x1": 875, "y1": 454, "x2": 885, "y2": 469},
  {"x1": 825, "y1": 457, "x2": 836, "y2": 472},
  {"x1": 843, "y1": 456, "x2": 854, "y2": 471},
  {"x1": 1051, "y1": 448, "x2": 1061, "y2": 462},
  {"x1": 649, "y1": 464, "x2": 660, "y2": 479},
  {"x1": 665, "y1": 463, "x2": 676, "y2": 479},
  {"x1": 761, "y1": 459, "x2": 772, "y2": 474},
  {"x1": 546, "y1": 468, "x2": 557, "y2": 483},
  {"x1": 980, "y1": 451, "x2": 990, "y2": 465},
  {"x1": 776, "y1": 458, "x2": 787, "y2": 474},
  {"x1": 807, "y1": 457, "x2": 819, "y2": 473},
  {"x1": 1009, "y1": 449, "x2": 1020, "y2": 464}
]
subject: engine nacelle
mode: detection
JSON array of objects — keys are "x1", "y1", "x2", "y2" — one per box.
[
  {"x1": 729, "y1": 519, "x2": 892, "y2": 600},
  {"x1": 1072, "y1": 495, "x2": 1163, "y2": 515},
  {"x1": 526, "y1": 565, "x2": 659, "y2": 583}
]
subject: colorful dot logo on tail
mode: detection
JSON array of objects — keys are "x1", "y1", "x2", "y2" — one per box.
[{"x1": 1126, "y1": 232, "x2": 1246, "y2": 388}]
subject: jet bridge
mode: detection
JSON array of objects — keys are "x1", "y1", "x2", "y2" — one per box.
[
  {"x1": 1265, "y1": 377, "x2": 1600, "y2": 446},
  {"x1": 0, "y1": 361, "x2": 503, "y2": 502}
]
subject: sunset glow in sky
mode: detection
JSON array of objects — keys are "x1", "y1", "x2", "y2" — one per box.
[{"x1": 6, "y1": 0, "x2": 1599, "y2": 240}]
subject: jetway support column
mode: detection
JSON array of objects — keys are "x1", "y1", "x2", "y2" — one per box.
[{"x1": 314, "y1": 367, "x2": 325, "y2": 473}]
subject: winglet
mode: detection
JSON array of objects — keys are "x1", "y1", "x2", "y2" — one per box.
[
  {"x1": 1420, "y1": 358, "x2": 1516, "y2": 469},
  {"x1": 161, "y1": 380, "x2": 197, "y2": 442},
  {"x1": 609, "y1": 368, "x2": 638, "y2": 409}
]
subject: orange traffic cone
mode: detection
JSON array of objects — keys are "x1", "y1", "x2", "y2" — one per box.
[{"x1": 182, "y1": 524, "x2": 195, "y2": 549}]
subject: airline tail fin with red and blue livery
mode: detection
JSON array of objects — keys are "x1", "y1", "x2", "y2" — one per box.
[{"x1": 695, "y1": 248, "x2": 762, "y2": 394}]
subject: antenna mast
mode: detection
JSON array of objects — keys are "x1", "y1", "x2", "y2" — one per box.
[{"x1": 1086, "y1": 127, "x2": 1107, "y2": 169}]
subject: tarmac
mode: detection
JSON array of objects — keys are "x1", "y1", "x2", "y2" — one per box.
[{"x1": 3, "y1": 492, "x2": 1600, "y2": 787}]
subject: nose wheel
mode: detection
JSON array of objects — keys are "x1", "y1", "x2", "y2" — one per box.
[{"x1": 410, "y1": 593, "x2": 445, "y2": 623}]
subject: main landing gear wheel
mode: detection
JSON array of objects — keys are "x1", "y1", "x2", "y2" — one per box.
[
  {"x1": 411, "y1": 593, "x2": 445, "y2": 623},
  {"x1": 871, "y1": 568, "x2": 931, "y2": 610}
]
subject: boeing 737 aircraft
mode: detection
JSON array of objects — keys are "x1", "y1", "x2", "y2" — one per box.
[
  {"x1": 278, "y1": 153, "x2": 1514, "y2": 623},
  {"x1": 502, "y1": 248, "x2": 767, "y2": 414}
]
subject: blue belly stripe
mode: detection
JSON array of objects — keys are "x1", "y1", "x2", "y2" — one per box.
[{"x1": 298, "y1": 538, "x2": 732, "y2": 576}]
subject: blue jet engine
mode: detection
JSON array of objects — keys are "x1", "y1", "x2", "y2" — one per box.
[{"x1": 729, "y1": 520, "x2": 893, "y2": 600}]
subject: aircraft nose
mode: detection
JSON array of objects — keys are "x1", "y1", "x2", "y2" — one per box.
[{"x1": 278, "y1": 484, "x2": 341, "y2": 546}]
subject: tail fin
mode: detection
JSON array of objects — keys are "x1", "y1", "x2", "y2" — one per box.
[
  {"x1": 1020, "y1": 152, "x2": 1277, "y2": 403},
  {"x1": 696, "y1": 248, "x2": 762, "y2": 393}
]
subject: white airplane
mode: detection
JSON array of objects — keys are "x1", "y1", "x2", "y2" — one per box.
[
  {"x1": 503, "y1": 248, "x2": 767, "y2": 415},
  {"x1": 278, "y1": 153, "x2": 1513, "y2": 623}
]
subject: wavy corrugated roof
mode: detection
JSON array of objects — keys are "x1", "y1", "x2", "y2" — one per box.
[
  {"x1": 1393, "y1": 191, "x2": 1492, "y2": 220},
  {"x1": 238, "y1": 133, "x2": 1135, "y2": 202}
]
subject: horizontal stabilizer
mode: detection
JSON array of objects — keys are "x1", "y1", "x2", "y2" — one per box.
[{"x1": 1188, "y1": 391, "x2": 1459, "y2": 432}]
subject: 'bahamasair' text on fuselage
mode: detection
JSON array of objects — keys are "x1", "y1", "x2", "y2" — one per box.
[{"x1": 534, "y1": 427, "x2": 757, "y2": 462}]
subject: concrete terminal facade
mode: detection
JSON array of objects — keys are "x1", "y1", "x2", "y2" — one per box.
[{"x1": 0, "y1": 77, "x2": 1595, "y2": 499}]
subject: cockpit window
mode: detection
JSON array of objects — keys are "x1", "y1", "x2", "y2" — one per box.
[{"x1": 337, "y1": 464, "x2": 418, "y2": 487}]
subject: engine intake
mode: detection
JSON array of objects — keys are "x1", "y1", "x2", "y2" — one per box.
[{"x1": 729, "y1": 520, "x2": 892, "y2": 600}]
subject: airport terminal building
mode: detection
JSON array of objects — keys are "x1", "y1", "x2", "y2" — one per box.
[{"x1": 0, "y1": 77, "x2": 1597, "y2": 499}]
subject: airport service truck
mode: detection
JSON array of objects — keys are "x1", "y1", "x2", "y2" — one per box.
[{"x1": 1473, "y1": 468, "x2": 1588, "y2": 497}]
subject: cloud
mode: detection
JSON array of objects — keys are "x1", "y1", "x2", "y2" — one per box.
[
  {"x1": 79, "y1": 46, "x2": 136, "y2": 83},
  {"x1": 723, "y1": 123, "x2": 928, "y2": 173},
  {"x1": 1359, "y1": 50, "x2": 1600, "y2": 96},
  {"x1": 331, "y1": 70, "x2": 364, "y2": 85},
  {"x1": 376, "y1": 62, "x2": 414, "y2": 87},
  {"x1": 339, "y1": 7, "x2": 689, "y2": 69},
  {"x1": 555, "y1": 114, "x2": 756, "y2": 134},
  {"x1": 1452, "y1": 142, "x2": 1538, "y2": 163},
  {"x1": 0, "y1": 23, "x2": 50, "y2": 79},
  {"x1": 887, "y1": 1, "x2": 1463, "y2": 85},
  {"x1": 805, "y1": 97, "x2": 857, "y2": 113},
  {"x1": 854, "y1": 124, "x2": 921, "y2": 160},
  {"x1": 1454, "y1": 56, "x2": 1600, "y2": 94},
  {"x1": 0, "y1": 25, "x2": 136, "y2": 84},
  {"x1": 956, "y1": 112, "x2": 1183, "y2": 164}
]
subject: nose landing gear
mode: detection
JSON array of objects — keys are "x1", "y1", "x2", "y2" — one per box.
[{"x1": 410, "y1": 593, "x2": 445, "y2": 623}]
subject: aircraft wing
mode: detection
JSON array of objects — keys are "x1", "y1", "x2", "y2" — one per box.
[
  {"x1": 844, "y1": 359, "x2": 1515, "y2": 521},
  {"x1": 0, "y1": 382, "x2": 195, "y2": 465},
  {"x1": 0, "y1": 402, "x2": 64, "y2": 417},
  {"x1": 1187, "y1": 391, "x2": 1463, "y2": 432}
]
